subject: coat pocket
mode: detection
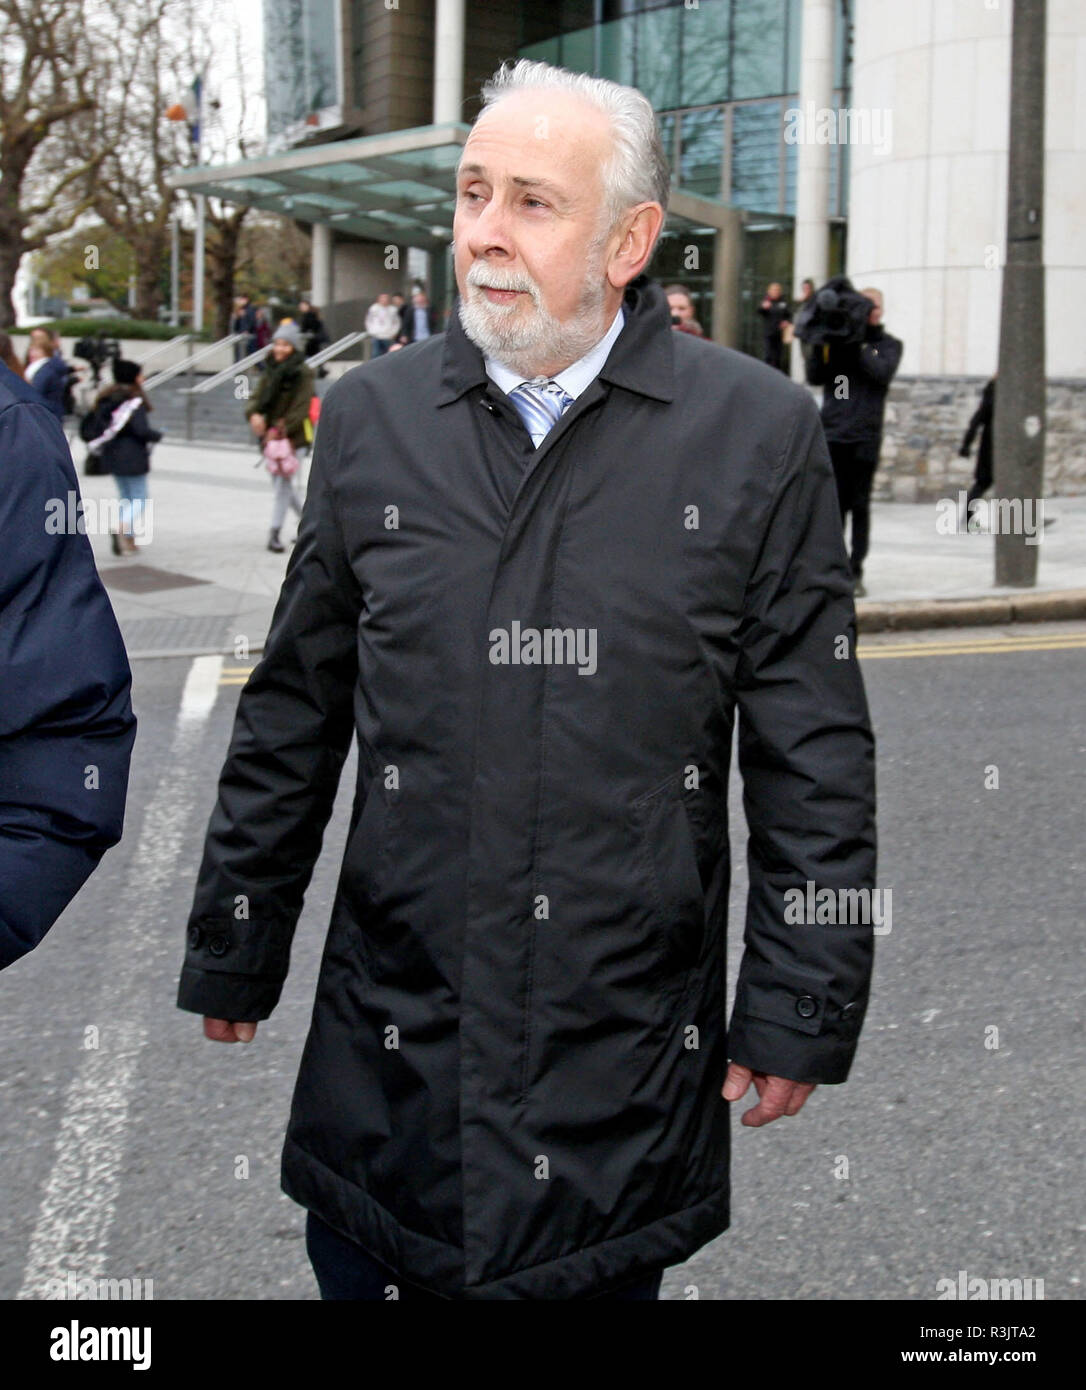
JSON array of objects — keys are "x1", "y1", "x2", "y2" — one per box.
[{"x1": 630, "y1": 770, "x2": 708, "y2": 981}]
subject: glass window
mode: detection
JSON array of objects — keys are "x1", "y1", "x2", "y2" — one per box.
[
  {"x1": 656, "y1": 111, "x2": 677, "y2": 177},
  {"x1": 264, "y1": 0, "x2": 340, "y2": 140},
  {"x1": 731, "y1": 0, "x2": 788, "y2": 100},
  {"x1": 560, "y1": 26, "x2": 595, "y2": 75},
  {"x1": 785, "y1": 0, "x2": 803, "y2": 94},
  {"x1": 519, "y1": 38, "x2": 561, "y2": 66},
  {"x1": 729, "y1": 101, "x2": 782, "y2": 212},
  {"x1": 680, "y1": 107, "x2": 725, "y2": 199},
  {"x1": 598, "y1": 18, "x2": 636, "y2": 87},
  {"x1": 636, "y1": 6, "x2": 681, "y2": 111},
  {"x1": 679, "y1": 0, "x2": 730, "y2": 107}
]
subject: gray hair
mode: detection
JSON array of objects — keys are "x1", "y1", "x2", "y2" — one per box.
[{"x1": 476, "y1": 59, "x2": 671, "y2": 238}]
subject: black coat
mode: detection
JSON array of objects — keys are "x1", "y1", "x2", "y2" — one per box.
[
  {"x1": 961, "y1": 378, "x2": 994, "y2": 487},
  {"x1": 397, "y1": 303, "x2": 438, "y2": 344},
  {"x1": 96, "y1": 391, "x2": 162, "y2": 476},
  {"x1": 178, "y1": 274, "x2": 877, "y2": 1298},
  {"x1": 0, "y1": 364, "x2": 136, "y2": 968},
  {"x1": 806, "y1": 323, "x2": 903, "y2": 447}
]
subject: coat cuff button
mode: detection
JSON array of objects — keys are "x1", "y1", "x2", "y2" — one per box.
[
  {"x1": 187, "y1": 926, "x2": 202, "y2": 950},
  {"x1": 208, "y1": 934, "x2": 230, "y2": 958},
  {"x1": 795, "y1": 995, "x2": 818, "y2": 1019}
]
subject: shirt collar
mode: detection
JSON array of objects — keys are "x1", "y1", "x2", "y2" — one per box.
[
  {"x1": 438, "y1": 274, "x2": 675, "y2": 407},
  {"x1": 483, "y1": 303, "x2": 625, "y2": 401}
]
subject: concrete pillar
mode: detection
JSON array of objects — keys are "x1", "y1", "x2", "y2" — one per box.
[
  {"x1": 712, "y1": 209, "x2": 744, "y2": 348},
  {"x1": 791, "y1": 0, "x2": 835, "y2": 379},
  {"x1": 433, "y1": 0, "x2": 465, "y2": 124},
  {"x1": 312, "y1": 221, "x2": 334, "y2": 308}
]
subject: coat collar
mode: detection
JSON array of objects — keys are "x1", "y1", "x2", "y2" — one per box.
[{"x1": 437, "y1": 273, "x2": 675, "y2": 407}]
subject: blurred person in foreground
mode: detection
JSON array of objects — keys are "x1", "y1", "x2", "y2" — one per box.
[
  {"x1": 179, "y1": 58, "x2": 876, "y2": 1302},
  {"x1": 0, "y1": 359, "x2": 135, "y2": 969}
]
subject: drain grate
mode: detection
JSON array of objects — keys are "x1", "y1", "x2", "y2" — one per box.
[
  {"x1": 118, "y1": 614, "x2": 241, "y2": 654},
  {"x1": 101, "y1": 564, "x2": 211, "y2": 593}
]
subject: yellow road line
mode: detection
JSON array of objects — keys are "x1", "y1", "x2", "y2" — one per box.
[{"x1": 859, "y1": 635, "x2": 1086, "y2": 659}]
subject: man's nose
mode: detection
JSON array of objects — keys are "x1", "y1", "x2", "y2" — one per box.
[{"x1": 463, "y1": 195, "x2": 515, "y2": 259}]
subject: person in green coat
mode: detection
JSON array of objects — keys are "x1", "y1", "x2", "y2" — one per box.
[{"x1": 246, "y1": 321, "x2": 315, "y2": 552}]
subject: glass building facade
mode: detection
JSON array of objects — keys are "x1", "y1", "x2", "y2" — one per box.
[{"x1": 519, "y1": 0, "x2": 850, "y2": 353}]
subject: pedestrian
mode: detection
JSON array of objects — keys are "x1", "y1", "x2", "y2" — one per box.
[
  {"x1": 757, "y1": 282, "x2": 791, "y2": 372},
  {"x1": 86, "y1": 359, "x2": 161, "y2": 556},
  {"x1": 0, "y1": 358, "x2": 136, "y2": 968},
  {"x1": 179, "y1": 57, "x2": 876, "y2": 1302},
  {"x1": 364, "y1": 291, "x2": 400, "y2": 357},
  {"x1": 664, "y1": 282, "x2": 704, "y2": 337},
  {"x1": 805, "y1": 286, "x2": 903, "y2": 596},
  {"x1": 959, "y1": 375, "x2": 995, "y2": 531},
  {"x1": 296, "y1": 298, "x2": 331, "y2": 379},
  {"x1": 396, "y1": 288, "x2": 437, "y2": 346},
  {"x1": 244, "y1": 321, "x2": 314, "y2": 553},
  {"x1": 391, "y1": 291, "x2": 406, "y2": 339},
  {"x1": 0, "y1": 330, "x2": 24, "y2": 378},
  {"x1": 231, "y1": 293, "x2": 258, "y2": 361},
  {"x1": 24, "y1": 327, "x2": 74, "y2": 420}
]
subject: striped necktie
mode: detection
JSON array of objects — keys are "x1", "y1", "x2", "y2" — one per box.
[{"x1": 509, "y1": 378, "x2": 575, "y2": 445}]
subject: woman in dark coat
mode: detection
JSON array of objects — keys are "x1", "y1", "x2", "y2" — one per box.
[
  {"x1": 90, "y1": 359, "x2": 161, "y2": 555},
  {"x1": 245, "y1": 322, "x2": 315, "y2": 552},
  {"x1": 959, "y1": 375, "x2": 995, "y2": 530}
]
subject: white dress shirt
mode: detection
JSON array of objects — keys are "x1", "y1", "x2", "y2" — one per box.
[{"x1": 484, "y1": 305, "x2": 626, "y2": 447}]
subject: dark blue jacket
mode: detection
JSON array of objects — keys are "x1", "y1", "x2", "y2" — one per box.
[
  {"x1": 28, "y1": 352, "x2": 70, "y2": 420},
  {"x1": 0, "y1": 363, "x2": 136, "y2": 969}
]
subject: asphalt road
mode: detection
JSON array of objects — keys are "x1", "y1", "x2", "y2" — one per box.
[{"x1": 2, "y1": 623, "x2": 1083, "y2": 1301}]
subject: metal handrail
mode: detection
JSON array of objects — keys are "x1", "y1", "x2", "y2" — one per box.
[
  {"x1": 136, "y1": 333, "x2": 193, "y2": 367},
  {"x1": 177, "y1": 344, "x2": 278, "y2": 394},
  {"x1": 142, "y1": 333, "x2": 246, "y2": 390},
  {"x1": 307, "y1": 330, "x2": 369, "y2": 367},
  {"x1": 176, "y1": 330, "x2": 372, "y2": 394}
]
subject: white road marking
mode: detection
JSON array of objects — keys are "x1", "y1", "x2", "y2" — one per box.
[{"x1": 17, "y1": 657, "x2": 221, "y2": 1299}]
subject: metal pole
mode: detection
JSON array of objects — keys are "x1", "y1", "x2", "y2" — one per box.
[
  {"x1": 994, "y1": 0, "x2": 1046, "y2": 588},
  {"x1": 170, "y1": 211, "x2": 180, "y2": 327}
]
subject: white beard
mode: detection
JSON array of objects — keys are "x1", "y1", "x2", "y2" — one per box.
[{"x1": 456, "y1": 237, "x2": 613, "y2": 379}]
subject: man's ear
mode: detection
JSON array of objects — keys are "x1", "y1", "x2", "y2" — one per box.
[{"x1": 606, "y1": 203, "x2": 666, "y2": 291}]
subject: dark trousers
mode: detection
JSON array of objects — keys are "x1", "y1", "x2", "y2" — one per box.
[
  {"x1": 306, "y1": 1211, "x2": 665, "y2": 1301},
  {"x1": 829, "y1": 440, "x2": 880, "y2": 578}
]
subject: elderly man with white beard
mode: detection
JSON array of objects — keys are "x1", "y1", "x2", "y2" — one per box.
[{"x1": 180, "y1": 58, "x2": 876, "y2": 1301}]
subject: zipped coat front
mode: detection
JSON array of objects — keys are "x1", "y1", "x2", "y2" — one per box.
[{"x1": 178, "y1": 275, "x2": 877, "y2": 1298}]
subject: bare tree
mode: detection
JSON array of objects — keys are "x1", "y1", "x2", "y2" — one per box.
[
  {"x1": 68, "y1": 0, "x2": 193, "y2": 323},
  {"x1": 0, "y1": 0, "x2": 100, "y2": 326}
]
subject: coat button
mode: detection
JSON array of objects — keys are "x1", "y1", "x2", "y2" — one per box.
[
  {"x1": 796, "y1": 995, "x2": 818, "y2": 1019},
  {"x1": 187, "y1": 926, "x2": 202, "y2": 950},
  {"x1": 841, "y1": 1001, "x2": 859, "y2": 1019},
  {"x1": 208, "y1": 934, "x2": 230, "y2": 958}
]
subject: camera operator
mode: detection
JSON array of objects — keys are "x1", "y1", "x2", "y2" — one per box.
[{"x1": 805, "y1": 285, "x2": 902, "y2": 597}]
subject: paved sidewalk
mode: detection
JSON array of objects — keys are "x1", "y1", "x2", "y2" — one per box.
[{"x1": 70, "y1": 437, "x2": 1086, "y2": 656}]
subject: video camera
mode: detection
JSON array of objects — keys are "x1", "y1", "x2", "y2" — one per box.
[
  {"x1": 793, "y1": 276, "x2": 874, "y2": 347},
  {"x1": 73, "y1": 331, "x2": 122, "y2": 386}
]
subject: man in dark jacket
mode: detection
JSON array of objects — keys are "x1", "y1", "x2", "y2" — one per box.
[
  {"x1": 805, "y1": 288, "x2": 903, "y2": 596},
  {"x1": 396, "y1": 289, "x2": 438, "y2": 346},
  {"x1": 959, "y1": 376, "x2": 995, "y2": 530},
  {"x1": 757, "y1": 282, "x2": 791, "y2": 372},
  {"x1": 179, "y1": 59, "x2": 876, "y2": 1301},
  {"x1": 0, "y1": 363, "x2": 136, "y2": 969},
  {"x1": 231, "y1": 294, "x2": 258, "y2": 361}
]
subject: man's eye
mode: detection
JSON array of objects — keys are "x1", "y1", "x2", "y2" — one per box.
[
  {"x1": 461, "y1": 190, "x2": 483, "y2": 203},
  {"x1": 524, "y1": 198, "x2": 546, "y2": 209}
]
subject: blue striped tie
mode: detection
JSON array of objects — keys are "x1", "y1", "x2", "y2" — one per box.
[{"x1": 509, "y1": 378, "x2": 575, "y2": 444}]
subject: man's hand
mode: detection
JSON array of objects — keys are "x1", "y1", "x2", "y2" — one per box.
[
  {"x1": 722, "y1": 1063, "x2": 815, "y2": 1127},
  {"x1": 204, "y1": 1017, "x2": 258, "y2": 1043}
]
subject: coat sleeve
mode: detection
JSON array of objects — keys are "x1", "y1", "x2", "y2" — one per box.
[
  {"x1": 727, "y1": 389, "x2": 877, "y2": 1085},
  {"x1": 0, "y1": 398, "x2": 136, "y2": 969},
  {"x1": 124, "y1": 405, "x2": 162, "y2": 445},
  {"x1": 858, "y1": 334, "x2": 902, "y2": 386},
  {"x1": 177, "y1": 388, "x2": 361, "y2": 1021}
]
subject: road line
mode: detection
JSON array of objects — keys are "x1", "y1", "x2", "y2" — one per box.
[
  {"x1": 859, "y1": 636, "x2": 1086, "y2": 660},
  {"x1": 16, "y1": 657, "x2": 221, "y2": 1300}
]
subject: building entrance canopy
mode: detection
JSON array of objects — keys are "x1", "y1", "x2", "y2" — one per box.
[{"x1": 167, "y1": 120, "x2": 738, "y2": 251}]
